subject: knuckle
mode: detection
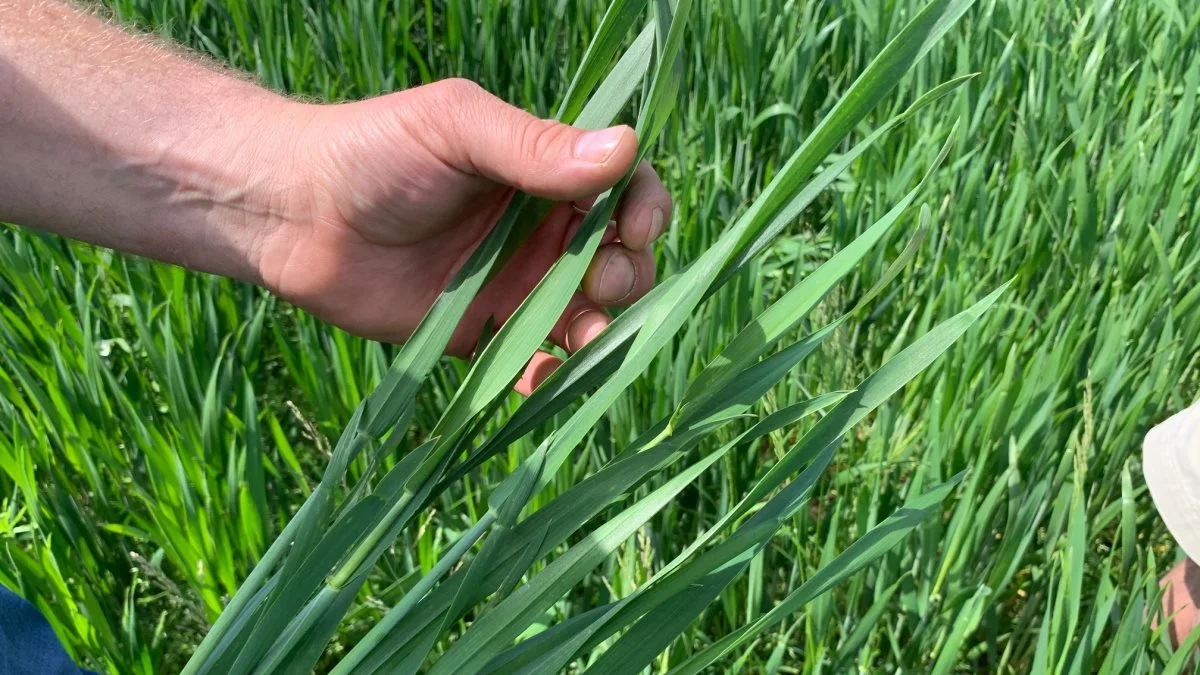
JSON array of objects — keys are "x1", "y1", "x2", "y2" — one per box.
[
  {"x1": 519, "y1": 119, "x2": 569, "y2": 160},
  {"x1": 433, "y1": 77, "x2": 484, "y2": 100},
  {"x1": 515, "y1": 119, "x2": 572, "y2": 180},
  {"x1": 414, "y1": 78, "x2": 492, "y2": 168}
]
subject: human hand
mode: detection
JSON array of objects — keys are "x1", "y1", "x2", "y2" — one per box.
[
  {"x1": 0, "y1": 0, "x2": 669, "y2": 395},
  {"x1": 1157, "y1": 558, "x2": 1200, "y2": 648},
  {"x1": 255, "y1": 79, "x2": 672, "y2": 393}
]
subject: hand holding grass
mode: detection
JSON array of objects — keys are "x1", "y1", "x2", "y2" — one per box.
[
  {"x1": 0, "y1": 1, "x2": 671, "y2": 394},
  {"x1": 257, "y1": 79, "x2": 672, "y2": 393}
]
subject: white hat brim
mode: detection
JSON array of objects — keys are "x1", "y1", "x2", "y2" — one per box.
[{"x1": 1145, "y1": 402, "x2": 1200, "y2": 562}]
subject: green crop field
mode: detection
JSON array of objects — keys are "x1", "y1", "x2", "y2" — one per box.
[{"x1": 3, "y1": 0, "x2": 1199, "y2": 672}]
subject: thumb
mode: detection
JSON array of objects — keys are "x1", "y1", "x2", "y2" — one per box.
[{"x1": 429, "y1": 79, "x2": 638, "y2": 201}]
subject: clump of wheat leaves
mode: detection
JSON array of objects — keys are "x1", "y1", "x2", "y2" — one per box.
[{"x1": 182, "y1": 1, "x2": 998, "y2": 672}]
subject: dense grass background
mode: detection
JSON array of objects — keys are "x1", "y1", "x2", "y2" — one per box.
[{"x1": 2, "y1": 0, "x2": 1199, "y2": 672}]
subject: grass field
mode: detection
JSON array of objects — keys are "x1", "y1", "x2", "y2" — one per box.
[{"x1": 3, "y1": 0, "x2": 1200, "y2": 672}]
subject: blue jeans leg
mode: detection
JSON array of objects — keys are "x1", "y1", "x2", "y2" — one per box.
[{"x1": 0, "y1": 586, "x2": 97, "y2": 675}]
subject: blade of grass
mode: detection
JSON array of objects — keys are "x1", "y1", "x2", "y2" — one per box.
[{"x1": 667, "y1": 476, "x2": 966, "y2": 674}]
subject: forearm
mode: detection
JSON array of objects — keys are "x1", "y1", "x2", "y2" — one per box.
[{"x1": 0, "y1": 1, "x2": 304, "y2": 283}]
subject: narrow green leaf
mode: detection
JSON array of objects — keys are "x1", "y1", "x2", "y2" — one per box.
[
  {"x1": 427, "y1": 437, "x2": 735, "y2": 674},
  {"x1": 457, "y1": 75, "x2": 971, "y2": 484},
  {"x1": 930, "y1": 586, "x2": 994, "y2": 675},
  {"x1": 678, "y1": 323, "x2": 838, "y2": 429},
  {"x1": 556, "y1": 0, "x2": 649, "y2": 124},
  {"x1": 430, "y1": 0, "x2": 691, "y2": 444},
  {"x1": 669, "y1": 476, "x2": 964, "y2": 675},
  {"x1": 562, "y1": 285, "x2": 1006, "y2": 667}
]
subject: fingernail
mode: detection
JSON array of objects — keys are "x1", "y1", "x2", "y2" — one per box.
[
  {"x1": 575, "y1": 127, "x2": 625, "y2": 164},
  {"x1": 566, "y1": 310, "x2": 608, "y2": 352},
  {"x1": 649, "y1": 207, "x2": 665, "y2": 242},
  {"x1": 597, "y1": 252, "x2": 637, "y2": 303}
]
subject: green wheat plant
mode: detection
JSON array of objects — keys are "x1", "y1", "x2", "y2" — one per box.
[
  {"x1": 170, "y1": 0, "x2": 1003, "y2": 672},
  {"x1": 6, "y1": 0, "x2": 1200, "y2": 673}
]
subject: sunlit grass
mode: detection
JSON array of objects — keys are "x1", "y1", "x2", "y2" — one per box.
[{"x1": 1, "y1": 0, "x2": 1198, "y2": 672}]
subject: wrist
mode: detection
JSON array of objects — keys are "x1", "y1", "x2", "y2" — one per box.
[
  {"x1": 0, "y1": 0, "x2": 319, "y2": 288},
  {"x1": 146, "y1": 92, "x2": 317, "y2": 287}
]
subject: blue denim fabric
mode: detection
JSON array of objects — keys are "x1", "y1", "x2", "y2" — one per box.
[{"x1": 0, "y1": 586, "x2": 96, "y2": 675}]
